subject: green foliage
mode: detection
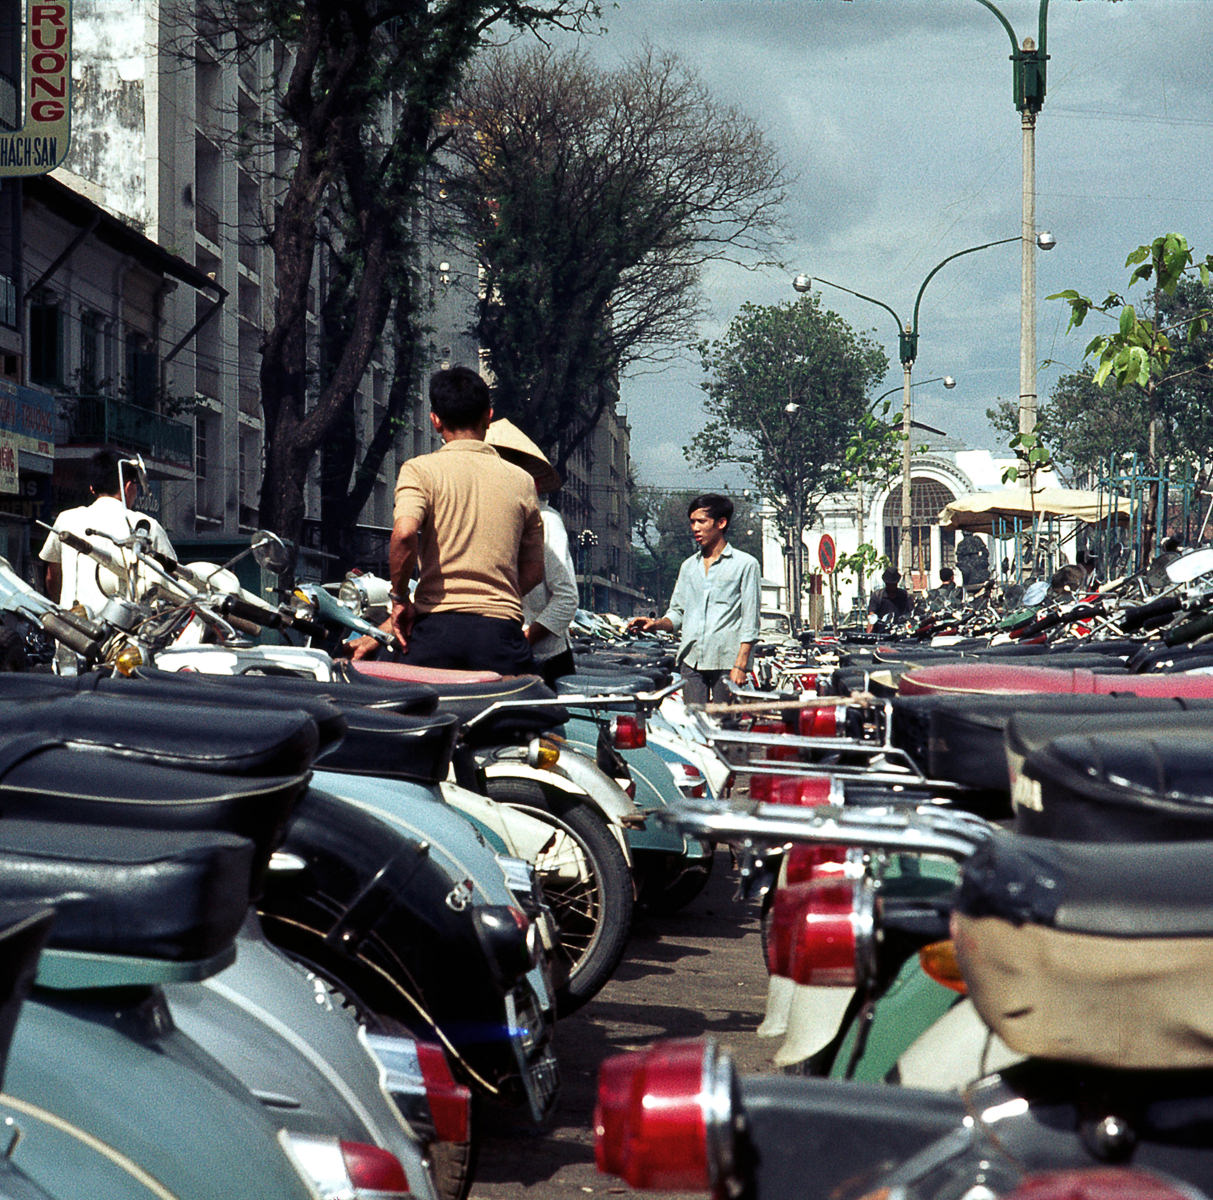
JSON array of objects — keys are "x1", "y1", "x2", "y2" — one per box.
[
  {"x1": 834, "y1": 542, "x2": 887, "y2": 588},
  {"x1": 1049, "y1": 233, "x2": 1213, "y2": 394},
  {"x1": 1001, "y1": 431, "x2": 1055, "y2": 487},
  {"x1": 1045, "y1": 237, "x2": 1213, "y2": 483},
  {"x1": 989, "y1": 372, "x2": 1149, "y2": 486},
  {"x1": 842, "y1": 401, "x2": 902, "y2": 494},
  {"x1": 630, "y1": 488, "x2": 697, "y2": 610},
  {"x1": 184, "y1": 0, "x2": 600, "y2": 551},
  {"x1": 688, "y1": 293, "x2": 889, "y2": 541}
]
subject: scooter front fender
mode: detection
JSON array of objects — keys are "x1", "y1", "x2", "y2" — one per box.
[{"x1": 478, "y1": 755, "x2": 637, "y2": 865}]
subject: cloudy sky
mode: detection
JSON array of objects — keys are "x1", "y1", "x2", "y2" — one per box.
[{"x1": 547, "y1": 0, "x2": 1213, "y2": 492}]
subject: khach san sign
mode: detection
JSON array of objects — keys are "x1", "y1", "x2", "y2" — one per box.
[{"x1": 0, "y1": 0, "x2": 71, "y2": 177}]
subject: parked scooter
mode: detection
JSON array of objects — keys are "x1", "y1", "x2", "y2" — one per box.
[
  {"x1": 593, "y1": 682, "x2": 1213, "y2": 1199},
  {"x1": 0, "y1": 668, "x2": 558, "y2": 1173}
]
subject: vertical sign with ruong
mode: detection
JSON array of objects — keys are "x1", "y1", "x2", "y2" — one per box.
[{"x1": 0, "y1": 0, "x2": 72, "y2": 176}]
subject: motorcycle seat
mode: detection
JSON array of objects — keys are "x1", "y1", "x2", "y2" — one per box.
[
  {"x1": 899, "y1": 662, "x2": 1213, "y2": 698},
  {"x1": 891, "y1": 693, "x2": 1213, "y2": 795},
  {"x1": 0, "y1": 689, "x2": 321, "y2": 777},
  {"x1": 350, "y1": 660, "x2": 502, "y2": 685},
  {"x1": 961, "y1": 828, "x2": 1213, "y2": 937},
  {"x1": 134, "y1": 663, "x2": 441, "y2": 717},
  {"x1": 317, "y1": 709, "x2": 460, "y2": 785},
  {"x1": 0, "y1": 820, "x2": 253, "y2": 964},
  {"x1": 556, "y1": 672, "x2": 655, "y2": 696},
  {"x1": 0, "y1": 737, "x2": 308, "y2": 870},
  {"x1": 1016, "y1": 723, "x2": 1213, "y2": 842},
  {"x1": 432, "y1": 675, "x2": 568, "y2": 745},
  {"x1": 55, "y1": 668, "x2": 352, "y2": 752},
  {"x1": 956, "y1": 829, "x2": 1213, "y2": 1069}
]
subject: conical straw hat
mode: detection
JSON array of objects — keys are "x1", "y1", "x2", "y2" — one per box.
[{"x1": 485, "y1": 418, "x2": 562, "y2": 494}]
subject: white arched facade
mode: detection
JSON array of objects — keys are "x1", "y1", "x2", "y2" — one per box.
[{"x1": 759, "y1": 440, "x2": 1023, "y2": 624}]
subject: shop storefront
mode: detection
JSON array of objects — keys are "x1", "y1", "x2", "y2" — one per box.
[{"x1": 0, "y1": 379, "x2": 56, "y2": 582}]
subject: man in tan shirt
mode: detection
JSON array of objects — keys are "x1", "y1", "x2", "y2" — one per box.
[{"x1": 381, "y1": 365, "x2": 545, "y2": 673}]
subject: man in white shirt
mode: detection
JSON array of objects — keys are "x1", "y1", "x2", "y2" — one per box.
[
  {"x1": 39, "y1": 447, "x2": 174, "y2": 614},
  {"x1": 485, "y1": 418, "x2": 579, "y2": 686}
]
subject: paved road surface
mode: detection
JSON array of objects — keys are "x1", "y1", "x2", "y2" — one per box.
[{"x1": 472, "y1": 850, "x2": 776, "y2": 1199}]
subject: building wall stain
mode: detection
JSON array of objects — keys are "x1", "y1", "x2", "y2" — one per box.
[{"x1": 67, "y1": 1, "x2": 149, "y2": 230}]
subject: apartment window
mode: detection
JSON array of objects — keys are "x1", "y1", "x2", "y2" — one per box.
[
  {"x1": 28, "y1": 297, "x2": 63, "y2": 385},
  {"x1": 125, "y1": 331, "x2": 158, "y2": 407},
  {"x1": 79, "y1": 309, "x2": 102, "y2": 390}
]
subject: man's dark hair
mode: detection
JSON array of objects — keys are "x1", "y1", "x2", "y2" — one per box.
[
  {"x1": 687, "y1": 493, "x2": 734, "y2": 529},
  {"x1": 939, "y1": 566, "x2": 954, "y2": 583},
  {"x1": 88, "y1": 447, "x2": 128, "y2": 495},
  {"x1": 429, "y1": 366, "x2": 491, "y2": 430}
]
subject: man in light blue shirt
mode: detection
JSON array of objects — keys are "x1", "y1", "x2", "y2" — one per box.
[{"x1": 629, "y1": 493, "x2": 761, "y2": 704}]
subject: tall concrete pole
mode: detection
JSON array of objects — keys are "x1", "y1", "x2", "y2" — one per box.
[
  {"x1": 1019, "y1": 91, "x2": 1038, "y2": 441},
  {"x1": 899, "y1": 356, "x2": 914, "y2": 574}
]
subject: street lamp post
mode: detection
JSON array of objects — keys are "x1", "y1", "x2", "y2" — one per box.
[
  {"x1": 794, "y1": 232, "x2": 1052, "y2": 575},
  {"x1": 971, "y1": 0, "x2": 1052, "y2": 440}
]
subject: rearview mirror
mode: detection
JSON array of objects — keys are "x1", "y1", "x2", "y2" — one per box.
[{"x1": 251, "y1": 530, "x2": 292, "y2": 575}]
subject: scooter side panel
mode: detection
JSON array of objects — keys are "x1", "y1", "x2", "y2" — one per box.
[{"x1": 6, "y1": 997, "x2": 318, "y2": 1200}]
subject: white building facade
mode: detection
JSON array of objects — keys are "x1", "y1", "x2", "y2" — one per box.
[{"x1": 761, "y1": 429, "x2": 1059, "y2": 625}]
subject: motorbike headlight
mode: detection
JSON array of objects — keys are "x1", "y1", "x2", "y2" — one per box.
[
  {"x1": 109, "y1": 642, "x2": 144, "y2": 676},
  {"x1": 338, "y1": 573, "x2": 392, "y2": 617},
  {"x1": 336, "y1": 578, "x2": 366, "y2": 615}
]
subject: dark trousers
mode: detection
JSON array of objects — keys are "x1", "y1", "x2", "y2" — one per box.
[
  {"x1": 680, "y1": 665, "x2": 730, "y2": 706},
  {"x1": 404, "y1": 611, "x2": 535, "y2": 675},
  {"x1": 536, "y1": 647, "x2": 575, "y2": 689}
]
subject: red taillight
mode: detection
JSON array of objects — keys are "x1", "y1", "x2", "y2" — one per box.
[
  {"x1": 416, "y1": 1041, "x2": 472, "y2": 1144},
  {"x1": 669, "y1": 761, "x2": 707, "y2": 798},
  {"x1": 595, "y1": 1039, "x2": 737, "y2": 1193},
  {"x1": 611, "y1": 714, "x2": 647, "y2": 748},
  {"x1": 765, "y1": 877, "x2": 868, "y2": 986},
  {"x1": 340, "y1": 1141, "x2": 410, "y2": 1195},
  {"x1": 287, "y1": 1133, "x2": 413, "y2": 1198},
  {"x1": 767, "y1": 775, "x2": 834, "y2": 807},
  {"x1": 784, "y1": 842, "x2": 848, "y2": 884},
  {"x1": 797, "y1": 704, "x2": 838, "y2": 738},
  {"x1": 1003, "y1": 1170, "x2": 1202, "y2": 1200}
]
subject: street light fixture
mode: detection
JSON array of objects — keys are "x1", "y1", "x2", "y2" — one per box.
[
  {"x1": 970, "y1": 0, "x2": 1052, "y2": 440},
  {"x1": 792, "y1": 231, "x2": 1054, "y2": 574}
]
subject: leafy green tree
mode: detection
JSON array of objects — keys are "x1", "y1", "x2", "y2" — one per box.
[
  {"x1": 688, "y1": 294, "x2": 888, "y2": 627},
  {"x1": 631, "y1": 488, "x2": 696, "y2": 615},
  {"x1": 1049, "y1": 234, "x2": 1213, "y2": 554},
  {"x1": 988, "y1": 372, "x2": 1147, "y2": 487},
  {"x1": 440, "y1": 44, "x2": 787, "y2": 474}
]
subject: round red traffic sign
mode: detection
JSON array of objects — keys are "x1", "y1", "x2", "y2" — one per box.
[{"x1": 818, "y1": 534, "x2": 836, "y2": 573}]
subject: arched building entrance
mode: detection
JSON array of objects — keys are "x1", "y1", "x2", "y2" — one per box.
[{"x1": 882, "y1": 477, "x2": 957, "y2": 588}]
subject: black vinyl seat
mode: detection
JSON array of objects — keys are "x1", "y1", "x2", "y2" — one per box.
[
  {"x1": 432, "y1": 676, "x2": 567, "y2": 745},
  {"x1": 0, "y1": 821, "x2": 253, "y2": 962},
  {"x1": 959, "y1": 828, "x2": 1213, "y2": 938}
]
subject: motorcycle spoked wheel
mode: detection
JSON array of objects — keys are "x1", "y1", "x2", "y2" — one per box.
[
  {"x1": 484, "y1": 779, "x2": 633, "y2": 1016},
  {"x1": 258, "y1": 908, "x2": 480, "y2": 1200}
]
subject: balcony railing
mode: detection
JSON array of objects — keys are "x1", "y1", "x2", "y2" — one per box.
[{"x1": 69, "y1": 395, "x2": 194, "y2": 468}]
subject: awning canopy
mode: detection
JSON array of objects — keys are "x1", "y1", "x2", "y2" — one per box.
[{"x1": 936, "y1": 486, "x2": 1134, "y2": 533}]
